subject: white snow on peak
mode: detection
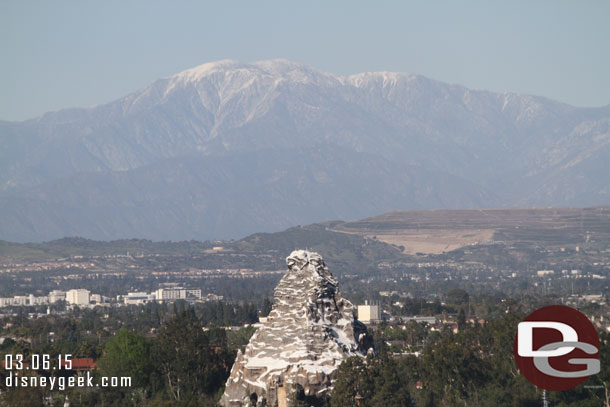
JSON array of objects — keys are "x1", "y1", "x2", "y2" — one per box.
[
  {"x1": 168, "y1": 59, "x2": 344, "y2": 90},
  {"x1": 254, "y1": 59, "x2": 311, "y2": 74},
  {"x1": 347, "y1": 71, "x2": 416, "y2": 88},
  {"x1": 171, "y1": 59, "x2": 329, "y2": 83},
  {"x1": 173, "y1": 59, "x2": 245, "y2": 81}
]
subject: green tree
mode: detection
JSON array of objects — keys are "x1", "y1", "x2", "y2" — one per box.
[
  {"x1": 289, "y1": 383, "x2": 330, "y2": 407},
  {"x1": 154, "y1": 309, "x2": 231, "y2": 402},
  {"x1": 97, "y1": 328, "x2": 154, "y2": 390},
  {"x1": 330, "y1": 357, "x2": 372, "y2": 407},
  {"x1": 457, "y1": 308, "x2": 466, "y2": 330},
  {"x1": 446, "y1": 288, "x2": 469, "y2": 306},
  {"x1": 331, "y1": 355, "x2": 414, "y2": 407},
  {"x1": 370, "y1": 356, "x2": 414, "y2": 407},
  {"x1": 289, "y1": 384, "x2": 310, "y2": 407},
  {"x1": 261, "y1": 297, "x2": 273, "y2": 317}
]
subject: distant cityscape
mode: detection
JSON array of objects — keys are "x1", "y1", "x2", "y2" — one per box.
[{"x1": 0, "y1": 286, "x2": 223, "y2": 308}]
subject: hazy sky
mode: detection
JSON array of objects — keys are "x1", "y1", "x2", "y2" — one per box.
[{"x1": 1, "y1": 0, "x2": 609, "y2": 121}]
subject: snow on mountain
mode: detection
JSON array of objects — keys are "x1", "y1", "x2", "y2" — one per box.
[{"x1": 0, "y1": 59, "x2": 609, "y2": 241}]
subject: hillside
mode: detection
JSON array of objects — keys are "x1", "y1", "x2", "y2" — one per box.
[
  {"x1": 333, "y1": 206, "x2": 610, "y2": 254},
  {"x1": 1, "y1": 59, "x2": 609, "y2": 241}
]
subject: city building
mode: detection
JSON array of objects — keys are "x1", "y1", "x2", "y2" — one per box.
[
  {"x1": 0, "y1": 287, "x2": 206, "y2": 308},
  {"x1": 48, "y1": 290, "x2": 66, "y2": 303},
  {"x1": 357, "y1": 301, "x2": 380, "y2": 323},
  {"x1": 28, "y1": 294, "x2": 48, "y2": 305},
  {"x1": 151, "y1": 287, "x2": 203, "y2": 303},
  {"x1": 155, "y1": 287, "x2": 187, "y2": 302},
  {"x1": 66, "y1": 289, "x2": 90, "y2": 306},
  {"x1": 536, "y1": 270, "x2": 554, "y2": 277},
  {"x1": 186, "y1": 289, "x2": 202, "y2": 299},
  {"x1": 0, "y1": 298, "x2": 18, "y2": 307},
  {"x1": 402, "y1": 316, "x2": 437, "y2": 324},
  {"x1": 124, "y1": 292, "x2": 156, "y2": 305}
]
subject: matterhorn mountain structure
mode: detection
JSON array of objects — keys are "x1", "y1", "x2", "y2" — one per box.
[
  {"x1": 220, "y1": 250, "x2": 370, "y2": 407},
  {"x1": 1, "y1": 59, "x2": 609, "y2": 241}
]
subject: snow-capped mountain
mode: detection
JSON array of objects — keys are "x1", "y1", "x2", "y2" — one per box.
[
  {"x1": 220, "y1": 250, "x2": 369, "y2": 407},
  {"x1": 1, "y1": 59, "x2": 609, "y2": 241}
]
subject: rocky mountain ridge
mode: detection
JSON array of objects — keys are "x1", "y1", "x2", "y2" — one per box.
[
  {"x1": 220, "y1": 249, "x2": 369, "y2": 407},
  {"x1": 1, "y1": 59, "x2": 609, "y2": 241}
]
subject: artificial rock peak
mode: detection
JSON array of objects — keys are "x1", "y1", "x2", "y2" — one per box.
[{"x1": 220, "y1": 250, "x2": 370, "y2": 407}]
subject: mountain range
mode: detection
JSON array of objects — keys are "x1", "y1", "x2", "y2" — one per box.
[{"x1": 1, "y1": 59, "x2": 609, "y2": 242}]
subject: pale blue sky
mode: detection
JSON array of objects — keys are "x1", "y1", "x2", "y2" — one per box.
[{"x1": 1, "y1": 0, "x2": 609, "y2": 121}]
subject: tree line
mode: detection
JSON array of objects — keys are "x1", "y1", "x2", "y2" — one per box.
[{"x1": 2, "y1": 300, "x2": 609, "y2": 406}]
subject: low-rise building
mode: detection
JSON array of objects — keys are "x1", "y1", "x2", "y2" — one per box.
[
  {"x1": 124, "y1": 292, "x2": 156, "y2": 305},
  {"x1": 155, "y1": 287, "x2": 186, "y2": 302},
  {"x1": 49, "y1": 290, "x2": 66, "y2": 303},
  {"x1": 536, "y1": 270, "x2": 554, "y2": 277},
  {"x1": 402, "y1": 316, "x2": 437, "y2": 325},
  {"x1": 186, "y1": 289, "x2": 202, "y2": 299},
  {"x1": 28, "y1": 294, "x2": 48, "y2": 305}
]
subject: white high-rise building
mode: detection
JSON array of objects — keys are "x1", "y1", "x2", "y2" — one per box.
[{"x1": 66, "y1": 289, "x2": 90, "y2": 306}]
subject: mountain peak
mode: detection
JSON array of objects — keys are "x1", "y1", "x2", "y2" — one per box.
[
  {"x1": 172, "y1": 59, "x2": 245, "y2": 81},
  {"x1": 168, "y1": 59, "x2": 338, "y2": 89},
  {"x1": 2, "y1": 59, "x2": 608, "y2": 242},
  {"x1": 220, "y1": 250, "x2": 369, "y2": 407},
  {"x1": 285, "y1": 249, "x2": 337, "y2": 284}
]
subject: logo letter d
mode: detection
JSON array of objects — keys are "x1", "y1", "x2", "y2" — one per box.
[{"x1": 518, "y1": 321, "x2": 578, "y2": 357}]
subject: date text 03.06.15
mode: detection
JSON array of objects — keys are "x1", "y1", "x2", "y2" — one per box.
[{"x1": 3, "y1": 354, "x2": 72, "y2": 371}]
